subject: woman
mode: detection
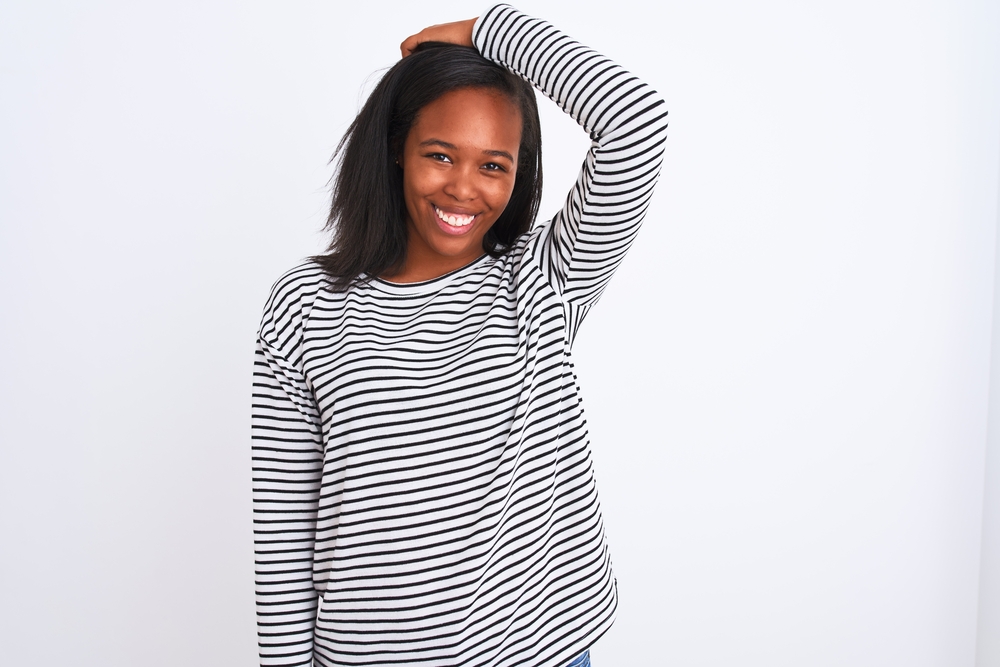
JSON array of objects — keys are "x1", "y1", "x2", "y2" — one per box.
[{"x1": 251, "y1": 5, "x2": 668, "y2": 666}]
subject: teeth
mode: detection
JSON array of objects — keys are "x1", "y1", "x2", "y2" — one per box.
[{"x1": 434, "y1": 206, "x2": 476, "y2": 227}]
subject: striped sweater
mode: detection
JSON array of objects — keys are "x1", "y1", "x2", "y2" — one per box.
[{"x1": 251, "y1": 5, "x2": 668, "y2": 665}]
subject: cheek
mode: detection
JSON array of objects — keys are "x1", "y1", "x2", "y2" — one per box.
[
  {"x1": 400, "y1": 171, "x2": 424, "y2": 217},
  {"x1": 488, "y1": 176, "x2": 517, "y2": 213},
  {"x1": 402, "y1": 166, "x2": 443, "y2": 208}
]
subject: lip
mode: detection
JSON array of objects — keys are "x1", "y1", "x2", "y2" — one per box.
[{"x1": 432, "y1": 204, "x2": 480, "y2": 236}]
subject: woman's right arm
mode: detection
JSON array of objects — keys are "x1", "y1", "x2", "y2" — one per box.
[{"x1": 251, "y1": 276, "x2": 324, "y2": 666}]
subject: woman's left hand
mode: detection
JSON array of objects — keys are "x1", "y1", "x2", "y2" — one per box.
[{"x1": 400, "y1": 18, "x2": 477, "y2": 57}]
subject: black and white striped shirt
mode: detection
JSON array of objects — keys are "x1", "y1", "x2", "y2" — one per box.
[{"x1": 252, "y1": 5, "x2": 668, "y2": 665}]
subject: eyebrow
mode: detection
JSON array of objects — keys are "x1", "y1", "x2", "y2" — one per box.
[{"x1": 419, "y1": 139, "x2": 514, "y2": 162}]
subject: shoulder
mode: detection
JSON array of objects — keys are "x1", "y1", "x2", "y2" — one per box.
[
  {"x1": 259, "y1": 261, "x2": 330, "y2": 349},
  {"x1": 516, "y1": 217, "x2": 554, "y2": 262},
  {"x1": 495, "y1": 218, "x2": 560, "y2": 293}
]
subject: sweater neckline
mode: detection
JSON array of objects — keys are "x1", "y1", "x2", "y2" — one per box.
[{"x1": 365, "y1": 254, "x2": 493, "y2": 295}]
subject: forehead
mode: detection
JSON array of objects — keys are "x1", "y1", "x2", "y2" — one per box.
[{"x1": 407, "y1": 88, "x2": 522, "y2": 148}]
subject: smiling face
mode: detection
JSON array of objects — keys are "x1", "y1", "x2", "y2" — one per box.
[{"x1": 394, "y1": 87, "x2": 522, "y2": 283}]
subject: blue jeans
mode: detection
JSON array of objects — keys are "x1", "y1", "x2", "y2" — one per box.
[{"x1": 568, "y1": 651, "x2": 591, "y2": 667}]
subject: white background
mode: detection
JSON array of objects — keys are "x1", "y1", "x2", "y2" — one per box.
[{"x1": 2, "y1": 1, "x2": 999, "y2": 665}]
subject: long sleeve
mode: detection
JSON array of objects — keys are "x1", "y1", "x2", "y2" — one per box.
[
  {"x1": 251, "y1": 276, "x2": 324, "y2": 666},
  {"x1": 473, "y1": 4, "x2": 668, "y2": 309}
]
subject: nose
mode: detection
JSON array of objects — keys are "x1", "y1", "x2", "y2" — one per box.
[{"x1": 442, "y1": 163, "x2": 477, "y2": 202}]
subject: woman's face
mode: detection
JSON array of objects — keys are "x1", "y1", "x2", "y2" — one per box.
[{"x1": 398, "y1": 87, "x2": 521, "y2": 281}]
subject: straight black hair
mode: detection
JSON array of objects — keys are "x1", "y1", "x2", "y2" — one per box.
[{"x1": 313, "y1": 42, "x2": 542, "y2": 290}]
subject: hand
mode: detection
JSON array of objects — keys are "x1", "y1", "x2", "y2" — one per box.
[{"x1": 400, "y1": 18, "x2": 477, "y2": 57}]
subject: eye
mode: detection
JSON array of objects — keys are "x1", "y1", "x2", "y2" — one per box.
[
  {"x1": 425, "y1": 152, "x2": 452, "y2": 163},
  {"x1": 482, "y1": 162, "x2": 507, "y2": 172}
]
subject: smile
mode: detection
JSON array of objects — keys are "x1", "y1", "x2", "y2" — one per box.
[{"x1": 434, "y1": 205, "x2": 477, "y2": 228}]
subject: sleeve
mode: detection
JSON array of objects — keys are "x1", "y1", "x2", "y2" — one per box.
[
  {"x1": 473, "y1": 4, "x2": 668, "y2": 310},
  {"x1": 251, "y1": 280, "x2": 324, "y2": 666}
]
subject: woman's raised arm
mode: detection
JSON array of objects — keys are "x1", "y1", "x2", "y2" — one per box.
[{"x1": 476, "y1": 4, "x2": 668, "y2": 309}]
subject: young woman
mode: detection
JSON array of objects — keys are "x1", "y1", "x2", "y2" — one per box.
[{"x1": 251, "y1": 5, "x2": 668, "y2": 666}]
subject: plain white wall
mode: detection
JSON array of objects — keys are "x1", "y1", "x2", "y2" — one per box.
[
  {"x1": 978, "y1": 149, "x2": 1000, "y2": 667},
  {"x1": 1, "y1": 1, "x2": 998, "y2": 666}
]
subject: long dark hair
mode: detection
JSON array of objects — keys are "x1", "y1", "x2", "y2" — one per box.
[{"x1": 313, "y1": 42, "x2": 542, "y2": 290}]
